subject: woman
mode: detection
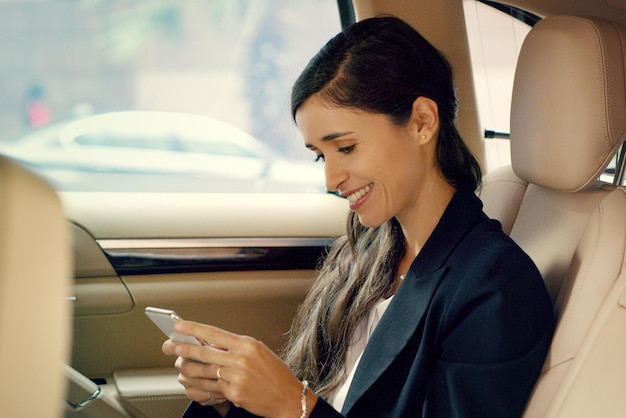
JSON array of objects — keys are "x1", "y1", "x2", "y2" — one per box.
[{"x1": 163, "y1": 15, "x2": 554, "y2": 417}]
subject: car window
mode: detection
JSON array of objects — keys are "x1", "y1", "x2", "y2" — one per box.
[
  {"x1": 463, "y1": 0, "x2": 534, "y2": 172},
  {"x1": 73, "y1": 132, "x2": 176, "y2": 151},
  {"x1": 181, "y1": 139, "x2": 259, "y2": 158},
  {"x1": 0, "y1": 0, "x2": 342, "y2": 193}
]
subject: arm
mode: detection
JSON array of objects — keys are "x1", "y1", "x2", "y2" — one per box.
[{"x1": 423, "y1": 257, "x2": 554, "y2": 417}]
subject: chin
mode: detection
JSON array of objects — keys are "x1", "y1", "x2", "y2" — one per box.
[{"x1": 356, "y1": 213, "x2": 388, "y2": 229}]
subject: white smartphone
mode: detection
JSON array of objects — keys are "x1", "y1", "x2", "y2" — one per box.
[{"x1": 144, "y1": 306, "x2": 205, "y2": 346}]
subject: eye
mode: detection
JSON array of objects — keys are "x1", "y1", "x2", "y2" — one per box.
[
  {"x1": 338, "y1": 145, "x2": 355, "y2": 154},
  {"x1": 314, "y1": 154, "x2": 325, "y2": 163}
]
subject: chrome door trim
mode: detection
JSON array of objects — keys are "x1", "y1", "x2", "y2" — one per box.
[
  {"x1": 97, "y1": 237, "x2": 335, "y2": 275},
  {"x1": 98, "y1": 237, "x2": 334, "y2": 249}
]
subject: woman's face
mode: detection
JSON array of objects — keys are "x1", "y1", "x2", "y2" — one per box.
[{"x1": 295, "y1": 94, "x2": 438, "y2": 228}]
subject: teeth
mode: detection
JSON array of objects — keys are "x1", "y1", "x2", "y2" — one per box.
[{"x1": 347, "y1": 184, "x2": 371, "y2": 203}]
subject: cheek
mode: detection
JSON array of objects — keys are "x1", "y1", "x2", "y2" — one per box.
[
  {"x1": 386, "y1": 148, "x2": 430, "y2": 194},
  {"x1": 385, "y1": 141, "x2": 421, "y2": 175}
]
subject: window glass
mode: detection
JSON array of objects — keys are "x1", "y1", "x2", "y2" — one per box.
[
  {"x1": 0, "y1": 0, "x2": 341, "y2": 193},
  {"x1": 73, "y1": 133, "x2": 176, "y2": 150},
  {"x1": 463, "y1": 0, "x2": 533, "y2": 172}
]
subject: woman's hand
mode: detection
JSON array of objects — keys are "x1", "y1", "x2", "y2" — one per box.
[
  {"x1": 174, "y1": 354, "x2": 229, "y2": 405},
  {"x1": 162, "y1": 320, "x2": 317, "y2": 418},
  {"x1": 162, "y1": 338, "x2": 229, "y2": 408}
]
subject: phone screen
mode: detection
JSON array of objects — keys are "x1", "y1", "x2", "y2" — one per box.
[{"x1": 145, "y1": 307, "x2": 203, "y2": 346}]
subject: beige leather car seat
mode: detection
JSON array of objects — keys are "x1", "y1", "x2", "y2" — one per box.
[
  {"x1": 547, "y1": 229, "x2": 626, "y2": 418},
  {"x1": 536, "y1": 186, "x2": 626, "y2": 418},
  {"x1": 479, "y1": 15, "x2": 626, "y2": 417},
  {"x1": 0, "y1": 156, "x2": 72, "y2": 417}
]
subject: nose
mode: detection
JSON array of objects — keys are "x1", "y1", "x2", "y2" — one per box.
[{"x1": 324, "y1": 157, "x2": 347, "y2": 193}]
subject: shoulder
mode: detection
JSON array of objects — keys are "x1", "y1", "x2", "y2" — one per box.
[
  {"x1": 448, "y1": 216, "x2": 539, "y2": 279},
  {"x1": 430, "y1": 217, "x2": 553, "y2": 361}
]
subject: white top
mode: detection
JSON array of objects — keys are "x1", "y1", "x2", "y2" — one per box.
[{"x1": 329, "y1": 295, "x2": 395, "y2": 412}]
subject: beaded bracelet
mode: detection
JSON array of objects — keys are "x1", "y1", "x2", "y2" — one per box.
[{"x1": 300, "y1": 380, "x2": 309, "y2": 418}]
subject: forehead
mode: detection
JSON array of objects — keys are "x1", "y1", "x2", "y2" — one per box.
[
  {"x1": 295, "y1": 95, "x2": 391, "y2": 144},
  {"x1": 295, "y1": 95, "x2": 355, "y2": 125}
]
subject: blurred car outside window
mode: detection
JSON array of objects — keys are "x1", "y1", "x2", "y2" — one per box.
[
  {"x1": 0, "y1": 0, "x2": 341, "y2": 193},
  {"x1": 463, "y1": 0, "x2": 533, "y2": 172}
]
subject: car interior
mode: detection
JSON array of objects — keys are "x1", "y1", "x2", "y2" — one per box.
[
  {"x1": 480, "y1": 13, "x2": 626, "y2": 417},
  {"x1": 2, "y1": 0, "x2": 626, "y2": 417},
  {"x1": 0, "y1": 156, "x2": 72, "y2": 416}
]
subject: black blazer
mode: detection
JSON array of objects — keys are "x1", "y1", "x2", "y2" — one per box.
[{"x1": 184, "y1": 189, "x2": 555, "y2": 418}]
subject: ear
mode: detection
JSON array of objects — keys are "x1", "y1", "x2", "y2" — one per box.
[{"x1": 410, "y1": 96, "x2": 439, "y2": 144}]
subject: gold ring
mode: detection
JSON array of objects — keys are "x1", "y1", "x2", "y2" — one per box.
[{"x1": 217, "y1": 367, "x2": 222, "y2": 380}]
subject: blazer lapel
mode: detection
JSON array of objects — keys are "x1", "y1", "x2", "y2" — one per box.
[
  {"x1": 341, "y1": 266, "x2": 447, "y2": 414},
  {"x1": 341, "y1": 189, "x2": 485, "y2": 414}
]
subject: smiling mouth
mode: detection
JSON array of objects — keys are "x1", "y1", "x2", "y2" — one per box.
[{"x1": 346, "y1": 184, "x2": 372, "y2": 203}]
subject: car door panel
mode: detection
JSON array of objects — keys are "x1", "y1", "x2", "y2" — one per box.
[
  {"x1": 63, "y1": 192, "x2": 347, "y2": 417},
  {"x1": 62, "y1": 193, "x2": 345, "y2": 239},
  {"x1": 71, "y1": 270, "x2": 321, "y2": 377}
]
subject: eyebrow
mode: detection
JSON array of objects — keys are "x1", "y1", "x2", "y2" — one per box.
[
  {"x1": 322, "y1": 131, "x2": 353, "y2": 141},
  {"x1": 305, "y1": 131, "x2": 354, "y2": 149}
]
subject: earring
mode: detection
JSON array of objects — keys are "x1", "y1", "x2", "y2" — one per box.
[{"x1": 421, "y1": 134, "x2": 427, "y2": 141}]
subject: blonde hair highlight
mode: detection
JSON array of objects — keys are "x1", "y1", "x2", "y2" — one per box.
[{"x1": 282, "y1": 211, "x2": 405, "y2": 398}]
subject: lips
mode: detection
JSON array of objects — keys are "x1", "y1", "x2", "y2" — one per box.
[{"x1": 344, "y1": 183, "x2": 372, "y2": 203}]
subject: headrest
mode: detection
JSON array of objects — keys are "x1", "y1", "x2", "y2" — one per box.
[{"x1": 511, "y1": 15, "x2": 626, "y2": 192}]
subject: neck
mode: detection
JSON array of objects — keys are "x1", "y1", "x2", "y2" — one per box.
[{"x1": 398, "y1": 179, "x2": 456, "y2": 262}]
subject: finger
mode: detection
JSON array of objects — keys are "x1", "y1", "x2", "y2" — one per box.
[
  {"x1": 206, "y1": 390, "x2": 227, "y2": 400},
  {"x1": 175, "y1": 341, "x2": 231, "y2": 366},
  {"x1": 175, "y1": 355, "x2": 183, "y2": 370},
  {"x1": 164, "y1": 339, "x2": 198, "y2": 358},
  {"x1": 178, "y1": 377, "x2": 229, "y2": 407},
  {"x1": 185, "y1": 386, "x2": 221, "y2": 404},
  {"x1": 162, "y1": 339, "x2": 178, "y2": 356},
  {"x1": 174, "y1": 321, "x2": 241, "y2": 352},
  {"x1": 178, "y1": 373, "x2": 222, "y2": 393},
  {"x1": 199, "y1": 390, "x2": 229, "y2": 407},
  {"x1": 178, "y1": 357, "x2": 223, "y2": 380},
  {"x1": 213, "y1": 365, "x2": 237, "y2": 388}
]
